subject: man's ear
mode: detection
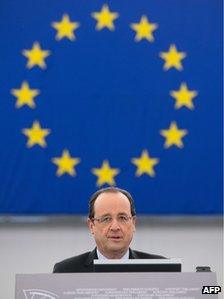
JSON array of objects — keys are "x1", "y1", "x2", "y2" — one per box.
[
  {"x1": 87, "y1": 218, "x2": 94, "y2": 234},
  {"x1": 132, "y1": 216, "x2": 137, "y2": 232}
]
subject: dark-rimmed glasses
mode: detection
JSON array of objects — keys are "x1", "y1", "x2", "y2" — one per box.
[{"x1": 92, "y1": 215, "x2": 134, "y2": 226}]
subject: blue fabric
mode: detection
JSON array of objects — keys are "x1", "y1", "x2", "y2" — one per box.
[{"x1": 0, "y1": 0, "x2": 222, "y2": 214}]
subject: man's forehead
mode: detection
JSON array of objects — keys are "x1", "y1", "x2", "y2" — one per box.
[{"x1": 94, "y1": 191, "x2": 131, "y2": 212}]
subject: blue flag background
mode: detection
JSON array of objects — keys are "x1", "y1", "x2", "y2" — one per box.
[{"x1": 0, "y1": 0, "x2": 222, "y2": 214}]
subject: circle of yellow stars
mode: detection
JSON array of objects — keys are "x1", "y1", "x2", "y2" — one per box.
[{"x1": 10, "y1": 4, "x2": 198, "y2": 186}]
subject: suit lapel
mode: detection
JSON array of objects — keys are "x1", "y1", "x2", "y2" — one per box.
[
  {"x1": 84, "y1": 248, "x2": 98, "y2": 267},
  {"x1": 129, "y1": 248, "x2": 138, "y2": 259}
]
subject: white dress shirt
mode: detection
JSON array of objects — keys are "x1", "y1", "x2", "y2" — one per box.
[{"x1": 97, "y1": 248, "x2": 129, "y2": 260}]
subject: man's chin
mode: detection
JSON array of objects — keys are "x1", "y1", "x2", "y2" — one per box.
[{"x1": 107, "y1": 242, "x2": 125, "y2": 252}]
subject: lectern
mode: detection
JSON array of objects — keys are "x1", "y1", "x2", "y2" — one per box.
[
  {"x1": 15, "y1": 272, "x2": 219, "y2": 299},
  {"x1": 16, "y1": 258, "x2": 219, "y2": 299}
]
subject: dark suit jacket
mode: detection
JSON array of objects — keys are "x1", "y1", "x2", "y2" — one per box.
[{"x1": 53, "y1": 248, "x2": 166, "y2": 273}]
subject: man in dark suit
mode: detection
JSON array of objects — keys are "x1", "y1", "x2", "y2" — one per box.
[{"x1": 53, "y1": 187, "x2": 165, "y2": 273}]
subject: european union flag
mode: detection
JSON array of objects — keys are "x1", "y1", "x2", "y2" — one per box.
[{"x1": 0, "y1": 0, "x2": 222, "y2": 214}]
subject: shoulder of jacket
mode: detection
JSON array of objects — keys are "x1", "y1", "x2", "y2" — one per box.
[
  {"x1": 132, "y1": 249, "x2": 166, "y2": 259},
  {"x1": 53, "y1": 251, "x2": 91, "y2": 272}
]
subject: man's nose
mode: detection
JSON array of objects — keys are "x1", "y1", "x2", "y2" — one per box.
[{"x1": 109, "y1": 218, "x2": 120, "y2": 230}]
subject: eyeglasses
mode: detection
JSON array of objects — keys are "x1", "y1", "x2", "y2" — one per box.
[{"x1": 92, "y1": 215, "x2": 134, "y2": 226}]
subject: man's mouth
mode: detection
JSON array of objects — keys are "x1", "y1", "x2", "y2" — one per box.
[{"x1": 108, "y1": 236, "x2": 122, "y2": 241}]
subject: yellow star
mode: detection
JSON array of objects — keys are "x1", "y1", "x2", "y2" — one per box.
[
  {"x1": 160, "y1": 44, "x2": 186, "y2": 71},
  {"x1": 160, "y1": 121, "x2": 188, "y2": 148},
  {"x1": 22, "y1": 121, "x2": 51, "y2": 148},
  {"x1": 22, "y1": 42, "x2": 51, "y2": 69},
  {"x1": 52, "y1": 150, "x2": 80, "y2": 177},
  {"x1": 132, "y1": 150, "x2": 159, "y2": 177},
  {"x1": 130, "y1": 15, "x2": 158, "y2": 42},
  {"x1": 92, "y1": 160, "x2": 120, "y2": 186},
  {"x1": 11, "y1": 81, "x2": 40, "y2": 108},
  {"x1": 91, "y1": 4, "x2": 119, "y2": 31},
  {"x1": 170, "y1": 83, "x2": 198, "y2": 109},
  {"x1": 52, "y1": 14, "x2": 80, "y2": 41}
]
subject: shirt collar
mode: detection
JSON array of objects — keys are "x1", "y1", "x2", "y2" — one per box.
[{"x1": 97, "y1": 248, "x2": 129, "y2": 260}]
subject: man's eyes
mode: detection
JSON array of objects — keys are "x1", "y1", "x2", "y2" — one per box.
[
  {"x1": 119, "y1": 215, "x2": 128, "y2": 221},
  {"x1": 101, "y1": 215, "x2": 128, "y2": 222},
  {"x1": 102, "y1": 216, "x2": 111, "y2": 222}
]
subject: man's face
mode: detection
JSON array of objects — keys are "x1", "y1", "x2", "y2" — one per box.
[{"x1": 87, "y1": 191, "x2": 136, "y2": 259}]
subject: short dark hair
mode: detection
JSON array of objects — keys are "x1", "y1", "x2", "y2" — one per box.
[{"x1": 88, "y1": 187, "x2": 136, "y2": 219}]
